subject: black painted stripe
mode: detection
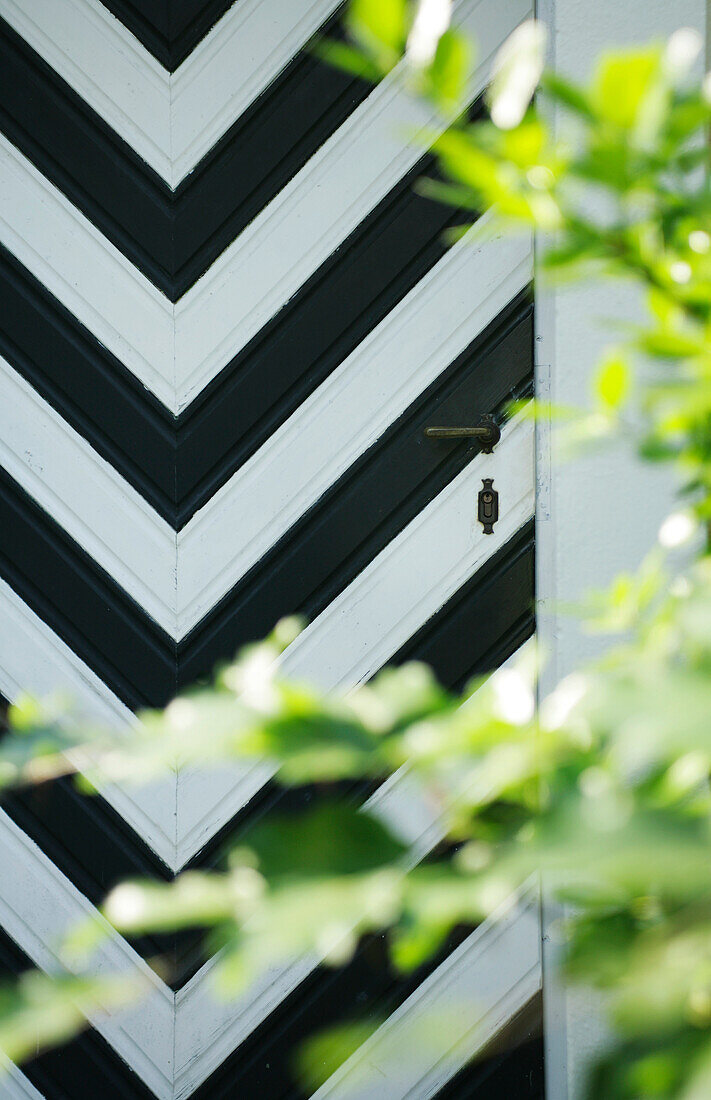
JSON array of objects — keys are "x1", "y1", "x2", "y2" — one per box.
[
  {"x1": 0, "y1": 927, "x2": 156, "y2": 1099},
  {"x1": 0, "y1": 293, "x2": 532, "y2": 710},
  {"x1": 435, "y1": 996, "x2": 544, "y2": 1100},
  {"x1": 98, "y1": 0, "x2": 236, "y2": 71},
  {"x1": 0, "y1": 13, "x2": 371, "y2": 299},
  {"x1": 437, "y1": 1036, "x2": 544, "y2": 1100},
  {"x1": 0, "y1": 508, "x2": 534, "y2": 987},
  {"x1": 0, "y1": 147, "x2": 471, "y2": 528}
]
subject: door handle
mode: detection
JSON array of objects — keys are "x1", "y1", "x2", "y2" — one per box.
[{"x1": 424, "y1": 413, "x2": 500, "y2": 453}]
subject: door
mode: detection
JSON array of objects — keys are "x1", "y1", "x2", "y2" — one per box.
[{"x1": 0, "y1": 0, "x2": 540, "y2": 1096}]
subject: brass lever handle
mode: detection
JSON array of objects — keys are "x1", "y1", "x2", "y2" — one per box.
[{"x1": 424, "y1": 413, "x2": 500, "y2": 453}]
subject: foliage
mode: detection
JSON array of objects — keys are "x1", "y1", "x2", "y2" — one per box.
[{"x1": 3, "y1": 3, "x2": 711, "y2": 1097}]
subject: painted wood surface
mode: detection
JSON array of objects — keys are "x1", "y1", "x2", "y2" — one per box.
[{"x1": 0, "y1": 0, "x2": 538, "y2": 1095}]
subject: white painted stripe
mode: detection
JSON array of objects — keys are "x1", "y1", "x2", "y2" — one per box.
[
  {"x1": 0, "y1": 0, "x2": 341, "y2": 189},
  {"x1": 0, "y1": 810, "x2": 175, "y2": 1099},
  {"x1": 173, "y1": 952, "x2": 318, "y2": 1100},
  {"x1": 284, "y1": 416, "x2": 535, "y2": 689},
  {"x1": 0, "y1": 364, "x2": 177, "y2": 634},
  {"x1": 0, "y1": 0, "x2": 530, "y2": 413},
  {"x1": 0, "y1": 578, "x2": 133, "y2": 733},
  {"x1": 0, "y1": 579, "x2": 178, "y2": 868},
  {"x1": 311, "y1": 896, "x2": 541, "y2": 1100},
  {"x1": 174, "y1": 761, "x2": 274, "y2": 871},
  {"x1": 0, "y1": 1057, "x2": 45, "y2": 1100},
  {"x1": 177, "y1": 419, "x2": 534, "y2": 877},
  {"x1": 365, "y1": 640, "x2": 537, "y2": 862},
  {"x1": 177, "y1": 220, "x2": 532, "y2": 634}
]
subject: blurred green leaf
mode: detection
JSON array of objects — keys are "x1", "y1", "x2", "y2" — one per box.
[
  {"x1": 346, "y1": 0, "x2": 407, "y2": 67},
  {"x1": 311, "y1": 38, "x2": 384, "y2": 84},
  {"x1": 295, "y1": 1020, "x2": 380, "y2": 1092},
  {"x1": 591, "y1": 47, "x2": 662, "y2": 130},
  {"x1": 242, "y1": 801, "x2": 408, "y2": 881},
  {"x1": 595, "y1": 353, "x2": 631, "y2": 410},
  {"x1": 427, "y1": 29, "x2": 470, "y2": 109}
]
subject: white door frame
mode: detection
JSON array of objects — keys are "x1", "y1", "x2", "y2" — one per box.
[{"x1": 534, "y1": 1, "x2": 708, "y2": 1096}]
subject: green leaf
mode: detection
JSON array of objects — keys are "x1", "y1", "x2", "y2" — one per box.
[
  {"x1": 594, "y1": 353, "x2": 631, "y2": 410},
  {"x1": 541, "y1": 71, "x2": 594, "y2": 119},
  {"x1": 427, "y1": 29, "x2": 470, "y2": 109},
  {"x1": 347, "y1": 0, "x2": 406, "y2": 62},
  {"x1": 295, "y1": 1021, "x2": 380, "y2": 1092},
  {"x1": 591, "y1": 47, "x2": 662, "y2": 130},
  {"x1": 311, "y1": 38, "x2": 383, "y2": 85},
  {"x1": 243, "y1": 801, "x2": 407, "y2": 882}
]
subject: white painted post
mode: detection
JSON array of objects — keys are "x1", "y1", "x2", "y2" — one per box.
[{"x1": 534, "y1": 0, "x2": 708, "y2": 1096}]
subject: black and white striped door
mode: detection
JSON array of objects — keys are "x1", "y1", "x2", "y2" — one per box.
[{"x1": 0, "y1": 1, "x2": 541, "y2": 1096}]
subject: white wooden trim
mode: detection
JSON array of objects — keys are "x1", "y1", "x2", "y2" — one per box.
[
  {"x1": 0, "y1": 0, "x2": 341, "y2": 189},
  {"x1": 0, "y1": 811, "x2": 175, "y2": 1100},
  {"x1": 0, "y1": 363, "x2": 177, "y2": 634},
  {"x1": 0, "y1": 0, "x2": 530, "y2": 413},
  {"x1": 0, "y1": 1057, "x2": 45, "y2": 1100},
  {"x1": 534, "y1": 3, "x2": 708, "y2": 1097},
  {"x1": 311, "y1": 895, "x2": 541, "y2": 1100}
]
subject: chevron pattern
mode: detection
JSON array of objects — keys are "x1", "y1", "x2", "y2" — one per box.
[{"x1": 0, "y1": 1, "x2": 541, "y2": 1096}]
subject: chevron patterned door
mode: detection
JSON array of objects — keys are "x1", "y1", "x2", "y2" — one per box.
[{"x1": 0, "y1": 1, "x2": 541, "y2": 1097}]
